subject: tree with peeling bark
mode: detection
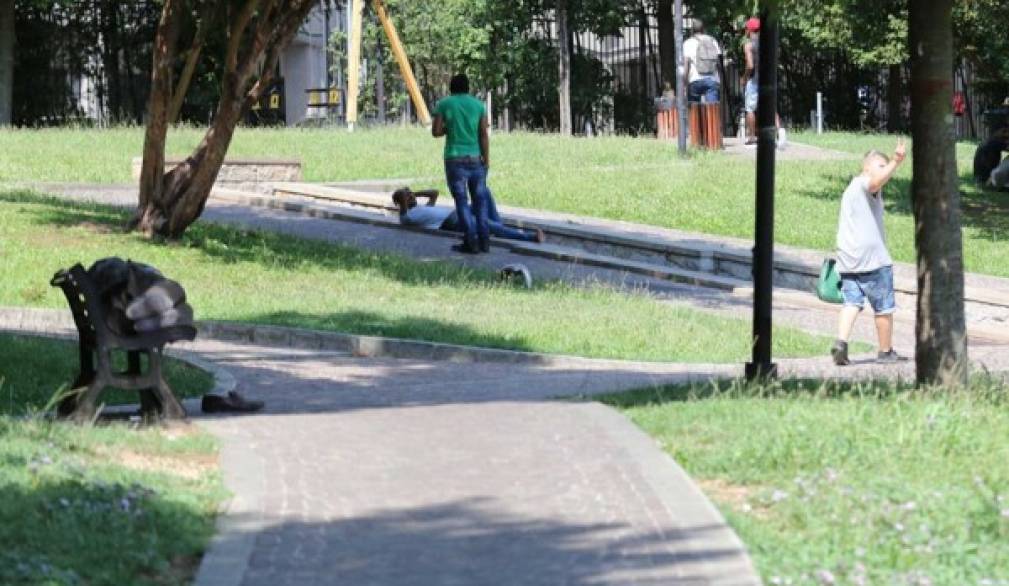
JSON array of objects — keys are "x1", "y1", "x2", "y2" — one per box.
[
  {"x1": 135, "y1": 0, "x2": 316, "y2": 239},
  {"x1": 556, "y1": 0, "x2": 572, "y2": 136},
  {"x1": 908, "y1": 0, "x2": 968, "y2": 386}
]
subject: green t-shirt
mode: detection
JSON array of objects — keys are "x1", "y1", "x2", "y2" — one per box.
[{"x1": 434, "y1": 93, "x2": 486, "y2": 159}]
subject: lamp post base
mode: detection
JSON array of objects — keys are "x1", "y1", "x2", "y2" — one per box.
[{"x1": 745, "y1": 362, "x2": 778, "y2": 381}]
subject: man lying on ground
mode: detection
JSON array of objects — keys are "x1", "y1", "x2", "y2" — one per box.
[{"x1": 392, "y1": 188, "x2": 545, "y2": 244}]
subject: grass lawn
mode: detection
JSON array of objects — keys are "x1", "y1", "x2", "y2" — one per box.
[
  {"x1": 0, "y1": 416, "x2": 224, "y2": 585},
  {"x1": 1, "y1": 126, "x2": 1006, "y2": 277},
  {"x1": 604, "y1": 379, "x2": 1009, "y2": 584},
  {"x1": 0, "y1": 333, "x2": 215, "y2": 416},
  {"x1": 0, "y1": 189, "x2": 846, "y2": 363}
]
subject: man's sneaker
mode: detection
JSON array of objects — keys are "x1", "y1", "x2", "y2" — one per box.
[
  {"x1": 876, "y1": 349, "x2": 908, "y2": 364},
  {"x1": 830, "y1": 340, "x2": 850, "y2": 366}
]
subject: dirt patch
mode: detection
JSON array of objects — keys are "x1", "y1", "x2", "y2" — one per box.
[
  {"x1": 102, "y1": 445, "x2": 217, "y2": 481},
  {"x1": 697, "y1": 478, "x2": 772, "y2": 519}
]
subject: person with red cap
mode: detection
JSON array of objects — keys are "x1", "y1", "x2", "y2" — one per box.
[{"x1": 741, "y1": 17, "x2": 786, "y2": 148}]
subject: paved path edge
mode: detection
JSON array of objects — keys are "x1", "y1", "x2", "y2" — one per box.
[{"x1": 583, "y1": 402, "x2": 762, "y2": 585}]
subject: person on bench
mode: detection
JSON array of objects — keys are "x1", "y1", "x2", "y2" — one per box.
[{"x1": 392, "y1": 188, "x2": 545, "y2": 243}]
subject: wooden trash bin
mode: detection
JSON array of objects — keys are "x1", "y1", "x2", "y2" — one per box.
[
  {"x1": 656, "y1": 109, "x2": 675, "y2": 140},
  {"x1": 702, "y1": 102, "x2": 723, "y2": 150},
  {"x1": 688, "y1": 104, "x2": 704, "y2": 147}
]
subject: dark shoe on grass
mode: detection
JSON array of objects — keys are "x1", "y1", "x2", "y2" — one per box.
[
  {"x1": 830, "y1": 340, "x2": 850, "y2": 366},
  {"x1": 451, "y1": 243, "x2": 480, "y2": 254},
  {"x1": 876, "y1": 349, "x2": 907, "y2": 364}
]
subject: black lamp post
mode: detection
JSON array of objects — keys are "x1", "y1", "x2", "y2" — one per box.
[
  {"x1": 673, "y1": 0, "x2": 687, "y2": 155},
  {"x1": 745, "y1": 3, "x2": 779, "y2": 381}
]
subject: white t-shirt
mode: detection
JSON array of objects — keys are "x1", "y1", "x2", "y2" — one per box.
[
  {"x1": 683, "y1": 34, "x2": 722, "y2": 84},
  {"x1": 835, "y1": 175, "x2": 893, "y2": 273}
]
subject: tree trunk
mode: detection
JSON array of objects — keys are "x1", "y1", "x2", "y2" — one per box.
[
  {"x1": 909, "y1": 0, "x2": 968, "y2": 386},
  {"x1": 0, "y1": 0, "x2": 14, "y2": 125},
  {"x1": 169, "y1": 42, "x2": 204, "y2": 124},
  {"x1": 135, "y1": 0, "x2": 317, "y2": 239},
  {"x1": 135, "y1": 0, "x2": 182, "y2": 235},
  {"x1": 170, "y1": 2, "x2": 217, "y2": 124},
  {"x1": 657, "y1": 0, "x2": 675, "y2": 89},
  {"x1": 557, "y1": 0, "x2": 571, "y2": 135},
  {"x1": 886, "y1": 63, "x2": 903, "y2": 133}
]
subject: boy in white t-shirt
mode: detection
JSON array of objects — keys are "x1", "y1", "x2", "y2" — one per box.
[{"x1": 831, "y1": 138, "x2": 907, "y2": 366}]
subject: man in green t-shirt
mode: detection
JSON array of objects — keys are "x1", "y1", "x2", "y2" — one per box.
[{"x1": 432, "y1": 73, "x2": 491, "y2": 253}]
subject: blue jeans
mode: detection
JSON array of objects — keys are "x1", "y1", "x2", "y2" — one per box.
[
  {"x1": 688, "y1": 77, "x2": 721, "y2": 103},
  {"x1": 444, "y1": 158, "x2": 490, "y2": 247},
  {"x1": 441, "y1": 191, "x2": 537, "y2": 242},
  {"x1": 840, "y1": 266, "x2": 896, "y2": 315}
]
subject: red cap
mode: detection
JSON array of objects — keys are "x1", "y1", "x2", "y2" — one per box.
[{"x1": 745, "y1": 17, "x2": 760, "y2": 33}]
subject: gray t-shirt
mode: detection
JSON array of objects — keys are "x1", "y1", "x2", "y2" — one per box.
[
  {"x1": 835, "y1": 175, "x2": 892, "y2": 273},
  {"x1": 400, "y1": 205, "x2": 454, "y2": 230}
]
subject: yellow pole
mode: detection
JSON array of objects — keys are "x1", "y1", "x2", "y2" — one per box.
[
  {"x1": 372, "y1": 0, "x2": 431, "y2": 126},
  {"x1": 346, "y1": 0, "x2": 365, "y2": 130}
]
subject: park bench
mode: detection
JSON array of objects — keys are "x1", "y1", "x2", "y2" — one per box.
[{"x1": 50, "y1": 264, "x2": 196, "y2": 423}]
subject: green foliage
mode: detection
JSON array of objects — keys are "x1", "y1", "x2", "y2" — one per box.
[
  {"x1": 955, "y1": 0, "x2": 1009, "y2": 97},
  {"x1": 779, "y1": 0, "x2": 908, "y2": 68}
]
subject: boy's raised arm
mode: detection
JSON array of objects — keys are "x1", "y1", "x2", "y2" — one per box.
[{"x1": 868, "y1": 138, "x2": 907, "y2": 193}]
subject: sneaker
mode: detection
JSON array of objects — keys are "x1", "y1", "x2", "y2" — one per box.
[
  {"x1": 830, "y1": 340, "x2": 850, "y2": 366},
  {"x1": 876, "y1": 349, "x2": 908, "y2": 364},
  {"x1": 451, "y1": 243, "x2": 480, "y2": 255}
]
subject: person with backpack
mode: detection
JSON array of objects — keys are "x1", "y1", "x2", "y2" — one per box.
[{"x1": 683, "y1": 19, "x2": 723, "y2": 103}]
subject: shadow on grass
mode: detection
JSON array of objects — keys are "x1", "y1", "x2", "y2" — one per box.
[
  {"x1": 796, "y1": 171, "x2": 1009, "y2": 242},
  {"x1": 252, "y1": 310, "x2": 537, "y2": 354},
  {"x1": 197, "y1": 497, "x2": 745, "y2": 585},
  {"x1": 0, "y1": 475, "x2": 212, "y2": 585},
  {"x1": 598, "y1": 378, "x2": 918, "y2": 410},
  {"x1": 0, "y1": 333, "x2": 214, "y2": 416},
  {"x1": 1, "y1": 190, "x2": 504, "y2": 289}
]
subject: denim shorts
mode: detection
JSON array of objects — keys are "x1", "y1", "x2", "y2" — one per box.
[
  {"x1": 840, "y1": 266, "x2": 896, "y2": 315},
  {"x1": 744, "y1": 79, "x2": 758, "y2": 113}
]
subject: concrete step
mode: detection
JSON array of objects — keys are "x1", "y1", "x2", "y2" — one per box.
[
  {"x1": 214, "y1": 186, "x2": 1009, "y2": 345},
  {"x1": 269, "y1": 181, "x2": 1009, "y2": 326},
  {"x1": 216, "y1": 187, "x2": 746, "y2": 292}
]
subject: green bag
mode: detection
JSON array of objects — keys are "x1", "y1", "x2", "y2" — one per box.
[{"x1": 816, "y1": 258, "x2": 844, "y2": 304}]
